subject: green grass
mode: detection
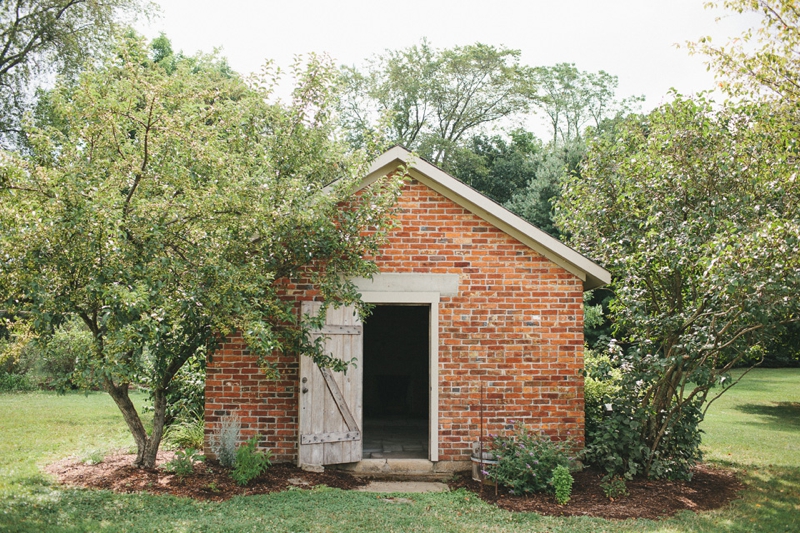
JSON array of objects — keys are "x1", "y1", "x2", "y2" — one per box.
[
  {"x1": 0, "y1": 391, "x2": 149, "y2": 493},
  {"x1": 700, "y1": 368, "x2": 800, "y2": 467},
  {"x1": 0, "y1": 372, "x2": 798, "y2": 532}
]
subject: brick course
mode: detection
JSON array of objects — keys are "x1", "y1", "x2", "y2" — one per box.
[{"x1": 205, "y1": 177, "x2": 585, "y2": 464}]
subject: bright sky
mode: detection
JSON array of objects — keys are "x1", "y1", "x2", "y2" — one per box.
[{"x1": 142, "y1": 1, "x2": 758, "y2": 131}]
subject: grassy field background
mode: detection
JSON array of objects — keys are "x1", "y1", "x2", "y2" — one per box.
[
  {"x1": 0, "y1": 370, "x2": 797, "y2": 532},
  {"x1": 700, "y1": 368, "x2": 800, "y2": 467}
]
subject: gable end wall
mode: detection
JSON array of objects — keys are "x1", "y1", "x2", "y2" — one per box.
[{"x1": 205, "y1": 178, "x2": 585, "y2": 463}]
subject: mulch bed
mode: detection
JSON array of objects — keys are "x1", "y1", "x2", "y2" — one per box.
[
  {"x1": 45, "y1": 453, "x2": 743, "y2": 520},
  {"x1": 449, "y1": 464, "x2": 744, "y2": 520},
  {"x1": 45, "y1": 452, "x2": 367, "y2": 502}
]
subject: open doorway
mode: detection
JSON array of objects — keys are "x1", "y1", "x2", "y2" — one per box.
[{"x1": 362, "y1": 305, "x2": 429, "y2": 459}]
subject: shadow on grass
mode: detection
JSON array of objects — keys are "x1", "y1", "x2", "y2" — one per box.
[
  {"x1": 734, "y1": 402, "x2": 800, "y2": 431},
  {"x1": 681, "y1": 466, "x2": 800, "y2": 533}
]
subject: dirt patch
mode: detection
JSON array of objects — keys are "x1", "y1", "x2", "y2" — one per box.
[
  {"x1": 448, "y1": 464, "x2": 744, "y2": 520},
  {"x1": 45, "y1": 454, "x2": 743, "y2": 519}
]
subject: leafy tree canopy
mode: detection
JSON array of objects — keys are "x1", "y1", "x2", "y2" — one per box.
[
  {"x1": 559, "y1": 94, "x2": 800, "y2": 478},
  {"x1": 339, "y1": 40, "x2": 531, "y2": 165},
  {"x1": 694, "y1": 0, "x2": 800, "y2": 104},
  {"x1": 0, "y1": 32, "x2": 404, "y2": 468},
  {"x1": 528, "y1": 63, "x2": 643, "y2": 146},
  {"x1": 0, "y1": 0, "x2": 145, "y2": 146},
  {"x1": 445, "y1": 129, "x2": 542, "y2": 205}
]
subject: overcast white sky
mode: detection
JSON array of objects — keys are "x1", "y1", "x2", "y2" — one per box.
[{"x1": 141, "y1": 1, "x2": 758, "y2": 131}]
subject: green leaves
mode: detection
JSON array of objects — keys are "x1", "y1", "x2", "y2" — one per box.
[
  {"x1": 0, "y1": 32, "x2": 405, "y2": 467},
  {"x1": 560, "y1": 94, "x2": 800, "y2": 478},
  {"x1": 339, "y1": 40, "x2": 532, "y2": 165}
]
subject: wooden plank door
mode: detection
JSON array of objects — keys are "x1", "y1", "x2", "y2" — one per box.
[{"x1": 298, "y1": 301, "x2": 363, "y2": 470}]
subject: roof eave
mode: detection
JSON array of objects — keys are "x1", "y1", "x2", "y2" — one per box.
[{"x1": 363, "y1": 146, "x2": 611, "y2": 291}]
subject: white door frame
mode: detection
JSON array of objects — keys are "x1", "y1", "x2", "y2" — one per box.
[{"x1": 359, "y1": 291, "x2": 439, "y2": 462}]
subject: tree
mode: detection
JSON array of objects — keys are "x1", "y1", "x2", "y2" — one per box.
[
  {"x1": 528, "y1": 63, "x2": 642, "y2": 146},
  {"x1": 557, "y1": 95, "x2": 800, "y2": 479},
  {"x1": 0, "y1": 0, "x2": 143, "y2": 146},
  {"x1": 0, "y1": 34, "x2": 404, "y2": 468},
  {"x1": 693, "y1": 0, "x2": 800, "y2": 104},
  {"x1": 339, "y1": 40, "x2": 531, "y2": 165},
  {"x1": 504, "y1": 138, "x2": 586, "y2": 238},
  {"x1": 692, "y1": 0, "x2": 800, "y2": 368},
  {"x1": 445, "y1": 129, "x2": 542, "y2": 205}
]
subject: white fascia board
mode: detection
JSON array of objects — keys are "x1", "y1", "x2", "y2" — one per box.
[{"x1": 360, "y1": 146, "x2": 611, "y2": 290}]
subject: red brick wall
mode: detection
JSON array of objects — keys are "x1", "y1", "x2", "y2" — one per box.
[{"x1": 205, "y1": 177, "x2": 585, "y2": 463}]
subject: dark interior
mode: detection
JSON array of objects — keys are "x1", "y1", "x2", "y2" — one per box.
[
  {"x1": 362, "y1": 304, "x2": 429, "y2": 458},
  {"x1": 363, "y1": 305, "x2": 429, "y2": 419}
]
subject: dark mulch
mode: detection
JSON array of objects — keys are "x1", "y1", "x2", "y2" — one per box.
[
  {"x1": 46, "y1": 453, "x2": 743, "y2": 520},
  {"x1": 448, "y1": 464, "x2": 744, "y2": 520},
  {"x1": 45, "y1": 452, "x2": 367, "y2": 502}
]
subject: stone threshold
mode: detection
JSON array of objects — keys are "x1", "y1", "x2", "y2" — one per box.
[{"x1": 332, "y1": 459, "x2": 471, "y2": 480}]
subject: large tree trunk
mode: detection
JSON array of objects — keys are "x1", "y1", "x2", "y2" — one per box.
[{"x1": 104, "y1": 377, "x2": 167, "y2": 468}]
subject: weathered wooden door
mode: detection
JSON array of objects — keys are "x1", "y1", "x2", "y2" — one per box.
[{"x1": 298, "y1": 301, "x2": 363, "y2": 470}]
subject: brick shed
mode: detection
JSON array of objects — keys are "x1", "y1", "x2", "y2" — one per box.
[{"x1": 205, "y1": 146, "x2": 610, "y2": 475}]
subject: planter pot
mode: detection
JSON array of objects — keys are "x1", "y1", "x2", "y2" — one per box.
[{"x1": 470, "y1": 453, "x2": 498, "y2": 484}]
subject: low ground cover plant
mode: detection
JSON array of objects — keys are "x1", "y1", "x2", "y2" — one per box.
[
  {"x1": 208, "y1": 411, "x2": 272, "y2": 485},
  {"x1": 488, "y1": 421, "x2": 574, "y2": 499},
  {"x1": 163, "y1": 448, "x2": 205, "y2": 478},
  {"x1": 231, "y1": 435, "x2": 272, "y2": 486},
  {"x1": 600, "y1": 475, "x2": 629, "y2": 500},
  {"x1": 210, "y1": 413, "x2": 241, "y2": 468}
]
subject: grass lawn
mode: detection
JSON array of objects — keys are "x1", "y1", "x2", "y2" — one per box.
[
  {"x1": 700, "y1": 368, "x2": 800, "y2": 468},
  {"x1": 0, "y1": 371, "x2": 798, "y2": 532}
]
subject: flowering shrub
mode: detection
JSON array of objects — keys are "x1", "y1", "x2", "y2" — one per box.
[{"x1": 489, "y1": 422, "x2": 572, "y2": 495}]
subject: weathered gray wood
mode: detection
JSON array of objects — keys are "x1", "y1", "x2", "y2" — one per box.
[
  {"x1": 301, "y1": 431, "x2": 361, "y2": 445},
  {"x1": 316, "y1": 325, "x2": 362, "y2": 335},
  {"x1": 298, "y1": 301, "x2": 363, "y2": 468},
  {"x1": 320, "y1": 367, "x2": 359, "y2": 432}
]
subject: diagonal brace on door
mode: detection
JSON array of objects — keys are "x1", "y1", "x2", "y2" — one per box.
[{"x1": 318, "y1": 366, "x2": 361, "y2": 434}]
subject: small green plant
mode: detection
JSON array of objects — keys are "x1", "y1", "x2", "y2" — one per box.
[
  {"x1": 230, "y1": 435, "x2": 272, "y2": 486},
  {"x1": 163, "y1": 413, "x2": 205, "y2": 450},
  {"x1": 550, "y1": 465, "x2": 573, "y2": 505},
  {"x1": 163, "y1": 448, "x2": 205, "y2": 478},
  {"x1": 205, "y1": 481, "x2": 221, "y2": 494},
  {"x1": 489, "y1": 421, "x2": 572, "y2": 495},
  {"x1": 210, "y1": 412, "x2": 241, "y2": 468},
  {"x1": 600, "y1": 475, "x2": 629, "y2": 500}
]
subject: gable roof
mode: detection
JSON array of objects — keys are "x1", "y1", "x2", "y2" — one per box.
[{"x1": 361, "y1": 146, "x2": 610, "y2": 291}]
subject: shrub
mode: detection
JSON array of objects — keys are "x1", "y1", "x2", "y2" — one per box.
[
  {"x1": 0, "y1": 321, "x2": 39, "y2": 378},
  {"x1": 489, "y1": 422, "x2": 572, "y2": 495},
  {"x1": 0, "y1": 316, "x2": 94, "y2": 391},
  {"x1": 581, "y1": 386, "x2": 703, "y2": 481},
  {"x1": 231, "y1": 435, "x2": 272, "y2": 486},
  {"x1": 163, "y1": 448, "x2": 205, "y2": 478},
  {"x1": 38, "y1": 317, "x2": 94, "y2": 390},
  {"x1": 581, "y1": 343, "x2": 703, "y2": 481},
  {"x1": 583, "y1": 347, "x2": 622, "y2": 439},
  {"x1": 210, "y1": 412, "x2": 241, "y2": 468},
  {"x1": 0, "y1": 371, "x2": 35, "y2": 392},
  {"x1": 550, "y1": 464, "x2": 573, "y2": 505},
  {"x1": 600, "y1": 475, "x2": 628, "y2": 500}
]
